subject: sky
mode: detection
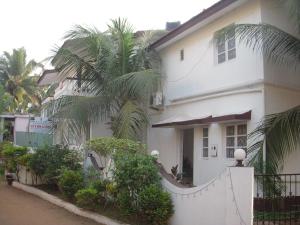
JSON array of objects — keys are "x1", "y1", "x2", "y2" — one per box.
[{"x1": 0, "y1": 0, "x2": 218, "y2": 67}]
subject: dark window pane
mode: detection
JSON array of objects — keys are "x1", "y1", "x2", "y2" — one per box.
[
  {"x1": 203, "y1": 128, "x2": 208, "y2": 137},
  {"x1": 228, "y1": 38, "x2": 235, "y2": 50},
  {"x1": 180, "y1": 49, "x2": 184, "y2": 61},
  {"x1": 226, "y1": 126, "x2": 235, "y2": 136},
  {"x1": 237, "y1": 124, "x2": 247, "y2": 135},
  {"x1": 227, "y1": 28, "x2": 235, "y2": 39},
  {"x1": 203, "y1": 138, "x2": 208, "y2": 147},
  {"x1": 228, "y1": 49, "x2": 236, "y2": 60},
  {"x1": 203, "y1": 148, "x2": 208, "y2": 157},
  {"x1": 237, "y1": 136, "x2": 247, "y2": 147},
  {"x1": 226, "y1": 148, "x2": 234, "y2": 158},
  {"x1": 217, "y1": 42, "x2": 225, "y2": 54},
  {"x1": 226, "y1": 137, "x2": 235, "y2": 147},
  {"x1": 218, "y1": 53, "x2": 226, "y2": 64}
]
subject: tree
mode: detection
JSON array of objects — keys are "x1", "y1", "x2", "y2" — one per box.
[
  {"x1": 0, "y1": 84, "x2": 12, "y2": 113},
  {"x1": 47, "y1": 18, "x2": 161, "y2": 141},
  {"x1": 0, "y1": 47, "x2": 43, "y2": 113},
  {"x1": 216, "y1": 0, "x2": 300, "y2": 174}
]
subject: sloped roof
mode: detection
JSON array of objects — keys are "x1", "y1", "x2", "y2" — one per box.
[{"x1": 149, "y1": 0, "x2": 242, "y2": 50}]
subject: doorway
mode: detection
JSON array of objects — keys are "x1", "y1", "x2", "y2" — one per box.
[{"x1": 182, "y1": 128, "x2": 194, "y2": 185}]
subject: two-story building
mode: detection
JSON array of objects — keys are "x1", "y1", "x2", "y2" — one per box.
[
  {"x1": 38, "y1": 0, "x2": 300, "y2": 187},
  {"x1": 147, "y1": 0, "x2": 300, "y2": 185}
]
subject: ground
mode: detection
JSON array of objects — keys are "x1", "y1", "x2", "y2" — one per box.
[{"x1": 0, "y1": 181, "x2": 103, "y2": 225}]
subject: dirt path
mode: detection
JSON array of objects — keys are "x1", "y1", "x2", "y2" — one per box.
[{"x1": 0, "y1": 181, "x2": 103, "y2": 225}]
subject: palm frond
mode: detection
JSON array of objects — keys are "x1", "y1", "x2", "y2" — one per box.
[
  {"x1": 247, "y1": 105, "x2": 300, "y2": 174},
  {"x1": 215, "y1": 23, "x2": 300, "y2": 69},
  {"x1": 111, "y1": 100, "x2": 148, "y2": 140}
]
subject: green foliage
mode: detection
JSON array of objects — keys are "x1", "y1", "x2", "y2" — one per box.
[
  {"x1": 0, "y1": 47, "x2": 44, "y2": 113},
  {"x1": 58, "y1": 169, "x2": 84, "y2": 200},
  {"x1": 1, "y1": 143, "x2": 28, "y2": 172},
  {"x1": 28, "y1": 145, "x2": 82, "y2": 184},
  {"x1": 0, "y1": 85, "x2": 12, "y2": 113},
  {"x1": 248, "y1": 105, "x2": 300, "y2": 174},
  {"x1": 0, "y1": 163, "x2": 4, "y2": 177},
  {"x1": 90, "y1": 179, "x2": 107, "y2": 193},
  {"x1": 47, "y1": 18, "x2": 162, "y2": 141},
  {"x1": 113, "y1": 151, "x2": 161, "y2": 214},
  {"x1": 139, "y1": 185, "x2": 174, "y2": 225},
  {"x1": 75, "y1": 187, "x2": 98, "y2": 209},
  {"x1": 16, "y1": 153, "x2": 32, "y2": 167},
  {"x1": 86, "y1": 137, "x2": 145, "y2": 156}
]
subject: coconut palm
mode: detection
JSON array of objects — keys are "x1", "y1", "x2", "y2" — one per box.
[
  {"x1": 216, "y1": 0, "x2": 300, "y2": 174},
  {"x1": 47, "y1": 18, "x2": 161, "y2": 141},
  {"x1": 0, "y1": 48, "x2": 43, "y2": 113}
]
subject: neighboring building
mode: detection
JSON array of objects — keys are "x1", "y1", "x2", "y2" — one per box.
[
  {"x1": 0, "y1": 114, "x2": 52, "y2": 147},
  {"x1": 147, "y1": 0, "x2": 300, "y2": 185},
  {"x1": 39, "y1": 0, "x2": 300, "y2": 186}
]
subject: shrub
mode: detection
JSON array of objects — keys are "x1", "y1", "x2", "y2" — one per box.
[
  {"x1": 2, "y1": 143, "x2": 28, "y2": 173},
  {"x1": 139, "y1": 185, "x2": 174, "y2": 225},
  {"x1": 113, "y1": 151, "x2": 161, "y2": 214},
  {"x1": 58, "y1": 170, "x2": 84, "y2": 200},
  {"x1": 28, "y1": 145, "x2": 82, "y2": 184},
  {"x1": 75, "y1": 188, "x2": 98, "y2": 210},
  {"x1": 90, "y1": 179, "x2": 107, "y2": 193}
]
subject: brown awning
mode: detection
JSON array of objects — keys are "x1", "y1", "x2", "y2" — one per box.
[{"x1": 152, "y1": 111, "x2": 251, "y2": 128}]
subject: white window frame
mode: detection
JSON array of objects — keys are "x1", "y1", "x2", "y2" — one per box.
[
  {"x1": 202, "y1": 127, "x2": 209, "y2": 158},
  {"x1": 216, "y1": 26, "x2": 236, "y2": 64},
  {"x1": 225, "y1": 123, "x2": 247, "y2": 158}
]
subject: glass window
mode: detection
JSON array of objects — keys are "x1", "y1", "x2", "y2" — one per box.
[
  {"x1": 216, "y1": 26, "x2": 236, "y2": 64},
  {"x1": 180, "y1": 49, "x2": 184, "y2": 61},
  {"x1": 226, "y1": 124, "x2": 247, "y2": 158},
  {"x1": 202, "y1": 127, "x2": 209, "y2": 158}
]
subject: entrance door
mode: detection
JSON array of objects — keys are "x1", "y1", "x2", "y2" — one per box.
[{"x1": 182, "y1": 128, "x2": 194, "y2": 185}]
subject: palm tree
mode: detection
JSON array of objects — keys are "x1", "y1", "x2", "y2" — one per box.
[
  {"x1": 0, "y1": 48, "x2": 43, "y2": 113},
  {"x1": 216, "y1": 0, "x2": 300, "y2": 174},
  {"x1": 47, "y1": 18, "x2": 161, "y2": 141}
]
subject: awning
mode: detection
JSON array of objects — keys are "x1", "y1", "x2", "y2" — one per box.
[{"x1": 152, "y1": 110, "x2": 251, "y2": 128}]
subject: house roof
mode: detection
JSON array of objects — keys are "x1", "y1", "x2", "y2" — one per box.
[
  {"x1": 149, "y1": 0, "x2": 244, "y2": 50},
  {"x1": 37, "y1": 69, "x2": 59, "y2": 86}
]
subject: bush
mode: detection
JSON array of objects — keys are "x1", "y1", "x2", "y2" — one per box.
[
  {"x1": 90, "y1": 179, "x2": 107, "y2": 193},
  {"x1": 139, "y1": 185, "x2": 174, "y2": 225},
  {"x1": 75, "y1": 188, "x2": 98, "y2": 209},
  {"x1": 2, "y1": 143, "x2": 28, "y2": 172},
  {"x1": 28, "y1": 145, "x2": 82, "y2": 184},
  {"x1": 58, "y1": 170, "x2": 84, "y2": 200},
  {"x1": 113, "y1": 151, "x2": 161, "y2": 214}
]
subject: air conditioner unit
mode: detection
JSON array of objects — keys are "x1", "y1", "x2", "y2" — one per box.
[{"x1": 151, "y1": 92, "x2": 164, "y2": 108}]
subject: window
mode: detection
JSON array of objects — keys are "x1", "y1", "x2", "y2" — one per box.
[
  {"x1": 225, "y1": 124, "x2": 247, "y2": 158},
  {"x1": 216, "y1": 27, "x2": 236, "y2": 64},
  {"x1": 180, "y1": 49, "x2": 184, "y2": 61},
  {"x1": 202, "y1": 127, "x2": 209, "y2": 157}
]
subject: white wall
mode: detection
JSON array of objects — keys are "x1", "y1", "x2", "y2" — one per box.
[
  {"x1": 162, "y1": 167, "x2": 254, "y2": 225},
  {"x1": 148, "y1": 89, "x2": 264, "y2": 185},
  {"x1": 159, "y1": 0, "x2": 263, "y2": 104},
  {"x1": 261, "y1": 0, "x2": 300, "y2": 90}
]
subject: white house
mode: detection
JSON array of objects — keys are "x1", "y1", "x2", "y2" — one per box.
[
  {"x1": 38, "y1": 0, "x2": 300, "y2": 187},
  {"x1": 147, "y1": 0, "x2": 300, "y2": 186}
]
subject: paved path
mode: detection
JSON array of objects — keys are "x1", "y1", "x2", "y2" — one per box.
[{"x1": 0, "y1": 181, "x2": 103, "y2": 225}]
